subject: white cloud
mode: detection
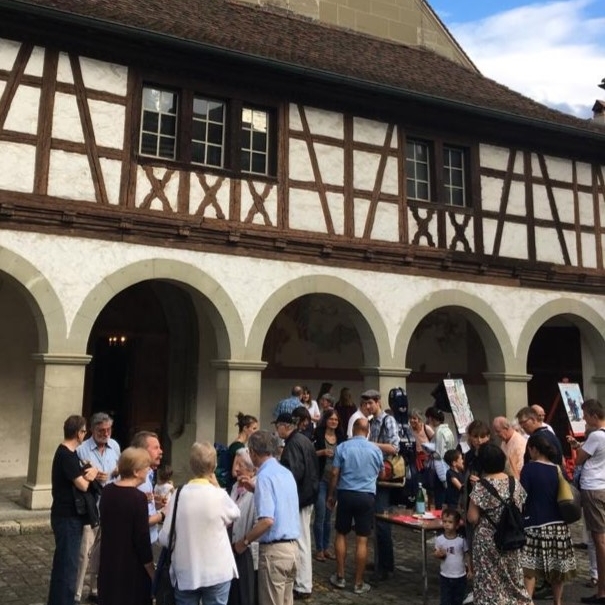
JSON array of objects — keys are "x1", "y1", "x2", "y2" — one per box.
[{"x1": 448, "y1": 0, "x2": 605, "y2": 117}]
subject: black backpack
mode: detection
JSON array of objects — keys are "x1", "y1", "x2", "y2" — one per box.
[{"x1": 479, "y1": 476, "x2": 526, "y2": 552}]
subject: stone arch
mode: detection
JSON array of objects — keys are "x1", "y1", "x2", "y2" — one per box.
[
  {"x1": 246, "y1": 275, "x2": 390, "y2": 366},
  {"x1": 517, "y1": 298, "x2": 605, "y2": 376},
  {"x1": 0, "y1": 246, "x2": 66, "y2": 351},
  {"x1": 393, "y1": 289, "x2": 514, "y2": 372},
  {"x1": 69, "y1": 259, "x2": 245, "y2": 358}
]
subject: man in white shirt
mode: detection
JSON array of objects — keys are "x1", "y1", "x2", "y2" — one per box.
[
  {"x1": 571, "y1": 399, "x2": 605, "y2": 604},
  {"x1": 75, "y1": 413, "x2": 121, "y2": 603},
  {"x1": 346, "y1": 399, "x2": 371, "y2": 439}
]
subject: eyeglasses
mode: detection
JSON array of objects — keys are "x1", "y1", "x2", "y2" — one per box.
[{"x1": 518, "y1": 418, "x2": 531, "y2": 425}]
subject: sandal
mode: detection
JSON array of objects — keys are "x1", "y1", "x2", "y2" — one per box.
[
  {"x1": 323, "y1": 550, "x2": 335, "y2": 560},
  {"x1": 315, "y1": 552, "x2": 326, "y2": 562}
]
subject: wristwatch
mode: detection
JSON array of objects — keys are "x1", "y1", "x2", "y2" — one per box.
[
  {"x1": 243, "y1": 537, "x2": 250, "y2": 547},
  {"x1": 159, "y1": 511, "x2": 165, "y2": 523}
]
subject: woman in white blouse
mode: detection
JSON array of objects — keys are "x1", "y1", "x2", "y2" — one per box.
[{"x1": 159, "y1": 442, "x2": 240, "y2": 605}]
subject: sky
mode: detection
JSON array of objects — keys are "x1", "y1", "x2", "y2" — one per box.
[{"x1": 431, "y1": 0, "x2": 605, "y2": 118}]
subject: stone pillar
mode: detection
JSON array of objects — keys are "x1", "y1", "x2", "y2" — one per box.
[
  {"x1": 589, "y1": 376, "x2": 605, "y2": 403},
  {"x1": 211, "y1": 360, "x2": 267, "y2": 444},
  {"x1": 482, "y1": 372, "x2": 532, "y2": 419},
  {"x1": 21, "y1": 353, "x2": 91, "y2": 510},
  {"x1": 359, "y1": 366, "x2": 412, "y2": 400}
]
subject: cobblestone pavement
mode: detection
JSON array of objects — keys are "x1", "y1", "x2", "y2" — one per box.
[{"x1": 0, "y1": 517, "x2": 597, "y2": 605}]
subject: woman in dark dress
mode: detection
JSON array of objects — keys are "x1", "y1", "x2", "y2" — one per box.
[
  {"x1": 98, "y1": 447, "x2": 155, "y2": 605},
  {"x1": 48, "y1": 415, "x2": 99, "y2": 605}
]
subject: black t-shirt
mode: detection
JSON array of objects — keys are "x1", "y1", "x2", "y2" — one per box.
[{"x1": 50, "y1": 444, "x2": 83, "y2": 517}]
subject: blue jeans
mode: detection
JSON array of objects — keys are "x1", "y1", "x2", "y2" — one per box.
[
  {"x1": 313, "y1": 480, "x2": 332, "y2": 552},
  {"x1": 373, "y1": 486, "x2": 394, "y2": 573},
  {"x1": 175, "y1": 580, "x2": 231, "y2": 605},
  {"x1": 47, "y1": 515, "x2": 84, "y2": 605}
]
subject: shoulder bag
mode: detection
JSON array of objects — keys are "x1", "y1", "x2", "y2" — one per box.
[
  {"x1": 153, "y1": 485, "x2": 184, "y2": 605},
  {"x1": 377, "y1": 416, "x2": 406, "y2": 485},
  {"x1": 556, "y1": 465, "x2": 582, "y2": 524}
]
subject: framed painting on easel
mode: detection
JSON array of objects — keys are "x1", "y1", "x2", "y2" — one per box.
[
  {"x1": 443, "y1": 378, "x2": 474, "y2": 435},
  {"x1": 558, "y1": 382, "x2": 585, "y2": 436}
]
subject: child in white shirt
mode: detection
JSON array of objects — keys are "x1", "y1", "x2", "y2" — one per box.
[{"x1": 434, "y1": 509, "x2": 471, "y2": 605}]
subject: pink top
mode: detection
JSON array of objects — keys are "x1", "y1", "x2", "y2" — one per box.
[{"x1": 412, "y1": 423, "x2": 435, "y2": 452}]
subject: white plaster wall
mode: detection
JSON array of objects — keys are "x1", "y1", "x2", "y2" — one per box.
[
  {"x1": 289, "y1": 103, "x2": 303, "y2": 131},
  {"x1": 325, "y1": 192, "x2": 344, "y2": 235},
  {"x1": 80, "y1": 57, "x2": 128, "y2": 96},
  {"x1": 581, "y1": 232, "x2": 597, "y2": 269},
  {"x1": 480, "y1": 176, "x2": 503, "y2": 212},
  {"x1": 354, "y1": 198, "x2": 371, "y2": 238},
  {"x1": 499, "y1": 222, "x2": 528, "y2": 260},
  {"x1": 446, "y1": 218, "x2": 474, "y2": 252},
  {"x1": 507, "y1": 182, "x2": 527, "y2": 216},
  {"x1": 576, "y1": 162, "x2": 592, "y2": 186},
  {"x1": 314, "y1": 143, "x2": 343, "y2": 185},
  {"x1": 0, "y1": 142, "x2": 35, "y2": 192},
  {"x1": 371, "y1": 202, "x2": 399, "y2": 242},
  {"x1": 544, "y1": 155, "x2": 573, "y2": 183},
  {"x1": 353, "y1": 150, "x2": 380, "y2": 191},
  {"x1": 578, "y1": 192, "x2": 594, "y2": 227},
  {"x1": 56, "y1": 52, "x2": 74, "y2": 84},
  {"x1": 535, "y1": 226, "x2": 565, "y2": 264},
  {"x1": 289, "y1": 188, "x2": 327, "y2": 232},
  {"x1": 48, "y1": 150, "x2": 96, "y2": 201},
  {"x1": 99, "y1": 158, "x2": 123, "y2": 206},
  {"x1": 4, "y1": 85, "x2": 40, "y2": 135},
  {"x1": 304, "y1": 106, "x2": 343, "y2": 139},
  {"x1": 52, "y1": 92, "x2": 84, "y2": 143},
  {"x1": 289, "y1": 139, "x2": 314, "y2": 181},
  {"x1": 2, "y1": 230, "x2": 605, "y2": 362},
  {"x1": 479, "y1": 144, "x2": 523, "y2": 174},
  {"x1": 353, "y1": 117, "x2": 394, "y2": 147},
  {"x1": 89, "y1": 100, "x2": 125, "y2": 149},
  {"x1": 407, "y1": 208, "x2": 438, "y2": 247},
  {"x1": 0, "y1": 38, "x2": 19, "y2": 71},
  {"x1": 23, "y1": 45, "x2": 44, "y2": 77}
]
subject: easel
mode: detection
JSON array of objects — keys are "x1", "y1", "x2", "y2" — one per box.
[{"x1": 545, "y1": 377, "x2": 583, "y2": 476}]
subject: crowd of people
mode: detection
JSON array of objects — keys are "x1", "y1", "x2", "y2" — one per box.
[{"x1": 47, "y1": 387, "x2": 605, "y2": 605}]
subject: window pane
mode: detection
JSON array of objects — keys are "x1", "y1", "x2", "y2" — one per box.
[
  {"x1": 160, "y1": 114, "x2": 176, "y2": 136},
  {"x1": 452, "y1": 169, "x2": 463, "y2": 188},
  {"x1": 241, "y1": 150, "x2": 251, "y2": 172},
  {"x1": 142, "y1": 111, "x2": 159, "y2": 133},
  {"x1": 417, "y1": 163, "x2": 428, "y2": 182},
  {"x1": 252, "y1": 131, "x2": 267, "y2": 152},
  {"x1": 140, "y1": 86, "x2": 178, "y2": 159},
  {"x1": 208, "y1": 123, "x2": 223, "y2": 145},
  {"x1": 192, "y1": 120, "x2": 206, "y2": 142},
  {"x1": 415, "y1": 143, "x2": 427, "y2": 161},
  {"x1": 207, "y1": 145, "x2": 222, "y2": 167},
  {"x1": 208, "y1": 101, "x2": 225, "y2": 123},
  {"x1": 159, "y1": 136, "x2": 175, "y2": 159},
  {"x1": 451, "y1": 189, "x2": 464, "y2": 206},
  {"x1": 192, "y1": 142, "x2": 205, "y2": 164},
  {"x1": 406, "y1": 139, "x2": 430, "y2": 201},
  {"x1": 406, "y1": 180, "x2": 416, "y2": 199},
  {"x1": 418, "y1": 183, "x2": 429, "y2": 200},
  {"x1": 251, "y1": 152, "x2": 267, "y2": 175},
  {"x1": 443, "y1": 168, "x2": 451, "y2": 185},
  {"x1": 193, "y1": 98, "x2": 209, "y2": 119},
  {"x1": 140, "y1": 133, "x2": 157, "y2": 156}
]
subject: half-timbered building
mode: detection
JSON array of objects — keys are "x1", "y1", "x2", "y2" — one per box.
[{"x1": 1, "y1": 0, "x2": 605, "y2": 507}]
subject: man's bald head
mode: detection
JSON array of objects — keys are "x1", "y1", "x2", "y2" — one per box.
[
  {"x1": 531, "y1": 404, "x2": 546, "y2": 421},
  {"x1": 353, "y1": 417, "x2": 369, "y2": 436},
  {"x1": 492, "y1": 416, "x2": 514, "y2": 442}
]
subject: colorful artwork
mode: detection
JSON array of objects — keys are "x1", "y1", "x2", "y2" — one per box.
[
  {"x1": 443, "y1": 378, "x2": 474, "y2": 434},
  {"x1": 558, "y1": 383, "x2": 585, "y2": 436}
]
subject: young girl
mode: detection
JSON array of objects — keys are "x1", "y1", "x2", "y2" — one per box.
[
  {"x1": 434, "y1": 509, "x2": 470, "y2": 605},
  {"x1": 153, "y1": 465, "x2": 175, "y2": 506}
]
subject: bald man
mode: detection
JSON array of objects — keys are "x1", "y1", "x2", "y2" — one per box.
[
  {"x1": 492, "y1": 416, "x2": 526, "y2": 479},
  {"x1": 531, "y1": 405, "x2": 555, "y2": 434}
]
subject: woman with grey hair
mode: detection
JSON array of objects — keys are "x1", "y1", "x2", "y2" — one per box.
[
  {"x1": 228, "y1": 448, "x2": 258, "y2": 605},
  {"x1": 159, "y1": 442, "x2": 240, "y2": 605}
]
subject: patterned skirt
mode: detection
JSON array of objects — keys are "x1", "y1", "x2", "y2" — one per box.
[{"x1": 520, "y1": 522, "x2": 577, "y2": 583}]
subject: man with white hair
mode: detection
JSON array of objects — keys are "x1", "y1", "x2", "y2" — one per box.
[
  {"x1": 531, "y1": 404, "x2": 555, "y2": 434},
  {"x1": 492, "y1": 416, "x2": 525, "y2": 479}
]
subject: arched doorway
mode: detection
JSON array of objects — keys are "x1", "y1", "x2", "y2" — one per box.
[{"x1": 83, "y1": 281, "x2": 199, "y2": 454}]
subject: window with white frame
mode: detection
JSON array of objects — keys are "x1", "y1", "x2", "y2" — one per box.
[
  {"x1": 406, "y1": 138, "x2": 469, "y2": 207},
  {"x1": 138, "y1": 85, "x2": 276, "y2": 177}
]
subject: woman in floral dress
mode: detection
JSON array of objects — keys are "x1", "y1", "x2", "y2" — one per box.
[{"x1": 467, "y1": 443, "x2": 532, "y2": 605}]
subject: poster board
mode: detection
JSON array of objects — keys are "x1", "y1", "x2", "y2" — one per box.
[
  {"x1": 443, "y1": 378, "x2": 474, "y2": 435},
  {"x1": 557, "y1": 382, "x2": 585, "y2": 436}
]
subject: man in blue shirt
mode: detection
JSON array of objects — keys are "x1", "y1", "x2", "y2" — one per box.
[
  {"x1": 234, "y1": 430, "x2": 300, "y2": 605},
  {"x1": 75, "y1": 412, "x2": 121, "y2": 603},
  {"x1": 327, "y1": 417, "x2": 382, "y2": 595},
  {"x1": 273, "y1": 385, "x2": 304, "y2": 419}
]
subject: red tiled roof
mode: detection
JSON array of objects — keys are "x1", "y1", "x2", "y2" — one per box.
[{"x1": 6, "y1": 0, "x2": 605, "y2": 136}]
